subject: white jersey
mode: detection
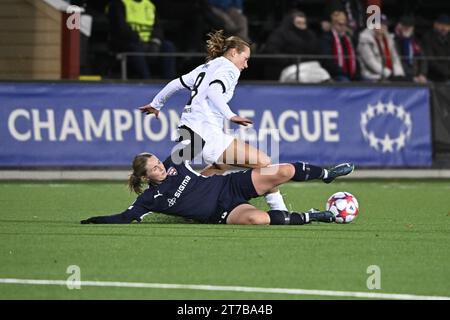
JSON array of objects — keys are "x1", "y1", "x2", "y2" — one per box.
[
  {"x1": 149, "y1": 56, "x2": 240, "y2": 163},
  {"x1": 178, "y1": 56, "x2": 240, "y2": 136}
]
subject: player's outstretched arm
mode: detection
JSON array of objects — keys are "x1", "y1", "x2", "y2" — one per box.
[
  {"x1": 139, "y1": 104, "x2": 160, "y2": 118},
  {"x1": 81, "y1": 213, "x2": 131, "y2": 224},
  {"x1": 139, "y1": 78, "x2": 186, "y2": 115},
  {"x1": 80, "y1": 205, "x2": 150, "y2": 224}
]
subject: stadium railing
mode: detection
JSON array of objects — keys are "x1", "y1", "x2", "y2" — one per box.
[{"x1": 115, "y1": 52, "x2": 450, "y2": 82}]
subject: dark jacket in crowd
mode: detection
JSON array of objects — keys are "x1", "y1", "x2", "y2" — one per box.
[
  {"x1": 422, "y1": 29, "x2": 450, "y2": 81},
  {"x1": 321, "y1": 31, "x2": 358, "y2": 80},
  {"x1": 263, "y1": 17, "x2": 320, "y2": 56},
  {"x1": 262, "y1": 14, "x2": 319, "y2": 78},
  {"x1": 394, "y1": 35, "x2": 428, "y2": 80}
]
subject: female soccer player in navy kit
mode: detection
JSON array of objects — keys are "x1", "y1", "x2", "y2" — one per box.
[
  {"x1": 81, "y1": 153, "x2": 354, "y2": 225},
  {"x1": 138, "y1": 30, "x2": 289, "y2": 213}
]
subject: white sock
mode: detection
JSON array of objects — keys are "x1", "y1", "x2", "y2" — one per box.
[
  {"x1": 265, "y1": 191, "x2": 288, "y2": 211},
  {"x1": 304, "y1": 212, "x2": 310, "y2": 223},
  {"x1": 323, "y1": 169, "x2": 329, "y2": 179}
]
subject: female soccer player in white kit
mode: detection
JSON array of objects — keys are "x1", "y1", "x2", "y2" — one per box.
[{"x1": 139, "y1": 30, "x2": 288, "y2": 211}]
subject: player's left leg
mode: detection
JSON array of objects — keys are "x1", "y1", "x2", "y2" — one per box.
[
  {"x1": 225, "y1": 203, "x2": 270, "y2": 225},
  {"x1": 225, "y1": 204, "x2": 334, "y2": 225},
  {"x1": 201, "y1": 139, "x2": 271, "y2": 176}
]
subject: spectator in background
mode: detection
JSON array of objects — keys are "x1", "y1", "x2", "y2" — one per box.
[
  {"x1": 321, "y1": 11, "x2": 358, "y2": 81},
  {"x1": 422, "y1": 14, "x2": 450, "y2": 82},
  {"x1": 394, "y1": 15, "x2": 428, "y2": 83},
  {"x1": 263, "y1": 10, "x2": 319, "y2": 58},
  {"x1": 262, "y1": 10, "x2": 324, "y2": 82},
  {"x1": 108, "y1": 0, "x2": 176, "y2": 79},
  {"x1": 208, "y1": 0, "x2": 250, "y2": 42},
  {"x1": 321, "y1": 0, "x2": 366, "y2": 37},
  {"x1": 341, "y1": 0, "x2": 366, "y2": 36},
  {"x1": 357, "y1": 14, "x2": 405, "y2": 81}
]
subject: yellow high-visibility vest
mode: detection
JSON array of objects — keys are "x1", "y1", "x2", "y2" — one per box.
[{"x1": 121, "y1": 0, "x2": 155, "y2": 42}]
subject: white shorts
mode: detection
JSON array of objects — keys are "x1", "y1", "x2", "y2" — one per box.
[
  {"x1": 177, "y1": 124, "x2": 234, "y2": 164},
  {"x1": 201, "y1": 126, "x2": 235, "y2": 164}
]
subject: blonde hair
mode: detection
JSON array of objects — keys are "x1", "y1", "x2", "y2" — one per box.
[
  {"x1": 127, "y1": 152, "x2": 154, "y2": 194},
  {"x1": 205, "y1": 30, "x2": 250, "y2": 62}
]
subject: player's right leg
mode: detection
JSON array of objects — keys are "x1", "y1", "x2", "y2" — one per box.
[
  {"x1": 323, "y1": 163, "x2": 355, "y2": 183},
  {"x1": 250, "y1": 161, "x2": 355, "y2": 196},
  {"x1": 250, "y1": 164, "x2": 296, "y2": 196},
  {"x1": 213, "y1": 138, "x2": 288, "y2": 211}
]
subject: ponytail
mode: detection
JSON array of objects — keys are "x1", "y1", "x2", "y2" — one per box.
[
  {"x1": 206, "y1": 30, "x2": 227, "y2": 62},
  {"x1": 206, "y1": 30, "x2": 250, "y2": 62},
  {"x1": 127, "y1": 152, "x2": 154, "y2": 194},
  {"x1": 128, "y1": 173, "x2": 143, "y2": 194}
]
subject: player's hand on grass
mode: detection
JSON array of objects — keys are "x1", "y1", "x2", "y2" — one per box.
[
  {"x1": 230, "y1": 116, "x2": 253, "y2": 126},
  {"x1": 139, "y1": 104, "x2": 159, "y2": 118},
  {"x1": 80, "y1": 216, "x2": 102, "y2": 224}
]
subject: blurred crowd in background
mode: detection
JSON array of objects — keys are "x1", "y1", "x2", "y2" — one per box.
[{"x1": 71, "y1": 0, "x2": 450, "y2": 83}]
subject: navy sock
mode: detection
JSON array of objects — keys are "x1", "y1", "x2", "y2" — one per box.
[
  {"x1": 290, "y1": 212, "x2": 307, "y2": 225},
  {"x1": 268, "y1": 210, "x2": 307, "y2": 225},
  {"x1": 291, "y1": 162, "x2": 324, "y2": 181}
]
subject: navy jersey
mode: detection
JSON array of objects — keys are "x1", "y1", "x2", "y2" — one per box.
[
  {"x1": 119, "y1": 157, "x2": 229, "y2": 223},
  {"x1": 93, "y1": 157, "x2": 259, "y2": 224}
]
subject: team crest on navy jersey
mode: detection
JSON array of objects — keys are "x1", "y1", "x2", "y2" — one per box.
[{"x1": 167, "y1": 167, "x2": 178, "y2": 176}]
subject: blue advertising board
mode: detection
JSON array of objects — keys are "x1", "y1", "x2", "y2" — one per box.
[{"x1": 0, "y1": 83, "x2": 432, "y2": 167}]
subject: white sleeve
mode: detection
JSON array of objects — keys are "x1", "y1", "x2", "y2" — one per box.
[
  {"x1": 206, "y1": 83, "x2": 237, "y2": 120},
  {"x1": 150, "y1": 78, "x2": 185, "y2": 110},
  {"x1": 212, "y1": 69, "x2": 237, "y2": 93},
  {"x1": 179, "y1": 68, "x2": 199, "y2": 88}
]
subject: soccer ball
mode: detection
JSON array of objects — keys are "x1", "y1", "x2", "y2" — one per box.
[{"x1": 326, "y1": 192, "x2": 359, "y2": 224}]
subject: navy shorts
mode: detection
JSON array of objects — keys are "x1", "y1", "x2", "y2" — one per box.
[{"x1": 208, "y1": 169, "x2": 259, "y2": 224}]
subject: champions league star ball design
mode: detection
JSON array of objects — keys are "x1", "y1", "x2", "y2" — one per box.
[
  {"x1": 360, "y1": 102, "x2": 412, "y2": 153},
  {"x1": 326, "y1": 192, "x2": 359, "y2": 224}
]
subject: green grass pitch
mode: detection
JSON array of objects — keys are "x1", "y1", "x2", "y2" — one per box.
[{"x1": 0, "y1": 179, "x2": 449, "y2": 299}]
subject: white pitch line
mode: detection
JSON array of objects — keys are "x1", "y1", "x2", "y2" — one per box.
[{"x1": 0, "y1": 278, "x2": 449, "y2": 300}]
